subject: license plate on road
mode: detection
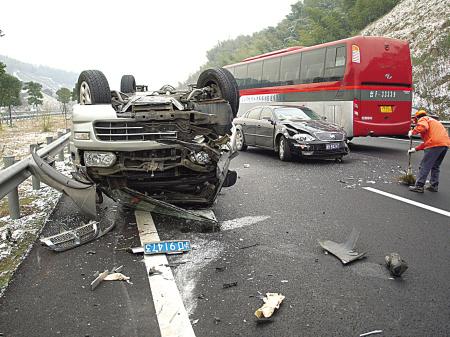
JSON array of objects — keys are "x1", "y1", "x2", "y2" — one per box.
[
  {"x1": 380, "y1": 105, "x2": 393, "y2": 113},
  {"x1": 144, "y1": 240, "x2": 191, "y2": 255},
  {"x1": 326, "y1": 143, "x2": 340, "y2": 150}
]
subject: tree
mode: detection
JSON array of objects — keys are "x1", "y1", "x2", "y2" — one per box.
[
  {"x1": 56, "y1": 87, "x2": 72, "y2": 128},
  {"x1": 24, "y1": 81, "x2": 43, "y2": 113},
  {"x1": 71, "y1": 84, "x2": 78, "y2": 102},
  {"x1": 0, "y1": 62, "x2": 5, "y2": 76},
  {"x1": 0, "y1": 73, "x2": 22, "y2": 126}
]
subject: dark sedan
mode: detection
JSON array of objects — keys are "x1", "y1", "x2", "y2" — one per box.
[{"x1": 233, "y1": 105, "x2": 349, "y2": 161}]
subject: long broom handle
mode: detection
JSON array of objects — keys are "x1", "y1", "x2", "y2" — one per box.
[{"x1": 407, "y1": 129, "x2": 413, "y2": 174}]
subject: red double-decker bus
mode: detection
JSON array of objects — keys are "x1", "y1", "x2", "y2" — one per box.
[{"x1": 225, "y1": 36, "x2": 413, "y2": 138}]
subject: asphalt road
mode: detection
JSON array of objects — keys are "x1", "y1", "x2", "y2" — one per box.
[{"x1": 1, "y1": 136, "x2": 449, "y2": 337}]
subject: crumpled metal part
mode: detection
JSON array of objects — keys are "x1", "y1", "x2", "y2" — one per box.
[{"x1": 318, "y1": 228, "x2": 366, "y2": 265}]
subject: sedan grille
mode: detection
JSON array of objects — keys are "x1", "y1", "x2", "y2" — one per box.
[
  {"x1": 94, "y1": 121, "x2": 177, "y2": 142},
  {"x1": 315, "y1": 132, "x2": 344, "y2": 141}
]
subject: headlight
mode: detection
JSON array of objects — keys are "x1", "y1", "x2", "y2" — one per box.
[
  {"x1": 189, "y1": 151, "x2": 211, "y2": 165},
  {"x1": 293, "y1": 133, "x2": 315, "y2": 142},
  {"x1": 84, "y1": 151, "x2": 116, "y2": 167},
  {"x1": 74, "y1": 132, "x2": 90, "y2": 140}
]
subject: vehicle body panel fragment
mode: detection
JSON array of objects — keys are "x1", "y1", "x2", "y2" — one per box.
[{"x1": 318, "y1": 228, "x2": 366, "y2": 264}]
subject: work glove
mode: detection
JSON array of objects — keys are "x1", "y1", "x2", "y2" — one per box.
[
  {"x1": 408, "y1": 148, "x2": 416, "y2": 154},
  {"x1": 408, "y1": 130, "x2": 413, "y2": 138}
]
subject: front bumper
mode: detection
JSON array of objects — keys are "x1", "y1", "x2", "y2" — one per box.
[{"x1": 287, "y1": 139, "x2": 349, "y2": 158}]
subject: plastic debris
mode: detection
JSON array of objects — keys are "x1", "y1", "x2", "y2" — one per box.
[
  {"x1": 244, "y1": 164, "x2": 250, "y2": 168},
  {"x1": 223, "y1": 282, "x2": 238, "y2": 289},
  {"x1": 104, "y1": 273, "x2": 130, "y2": 281},
  {"x1": 254, "y1": 293, "x2": 285, "y2": 319},
  {"x1": 90, "y1": 265, "x2": 125, "y2": 290},
  {"x1": 318, "y1": 228, "x2": 366, "y2": 265},
  {"x1": 359, "y1": 330, "x2": 383, "y2": 336},
  {"x1": 385, "y1": 253, "x2": 408, "y2": 277}
]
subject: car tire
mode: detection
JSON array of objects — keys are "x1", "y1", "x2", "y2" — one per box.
[
  {"x1": 236, "y1": 129, "x2": 247, "y2": 151},
  {"x1": 77, "y1": 70, "x2": 111, "y2": 104},
  {"x1": 278, "y1": 136, "x2": 292, "y2": 161},
  {"x1": 197, "y1": 68, "x2": 239, "y2": 117},
  {"x1": 120, "y1": 75, "x2": 136, "y2": 94}
]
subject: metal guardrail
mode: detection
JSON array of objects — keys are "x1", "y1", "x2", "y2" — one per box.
[
  {"x1": 0, "y1": 131, "x2": 71, "y2": 219},
  {"x1": 0, "y1": 111, "x2": 69, "y2": 121}
]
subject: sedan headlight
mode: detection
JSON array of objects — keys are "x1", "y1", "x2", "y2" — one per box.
[
  {"x1": 74, "y1": 132, "x2": 90, "y2": 140},
  {"x1": 84, "y1": 151, "x2": 116, "y2": 167},
  {"x1": 293, "y1": 133, "x2": 316, "y2": 142},
  {"x1": 189, "y1": 151, "x2": 211, "y2": 165}
]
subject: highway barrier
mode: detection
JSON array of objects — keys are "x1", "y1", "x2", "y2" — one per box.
[{"x1": 0, "y1": 131, "x2": 70, "y2": 219}]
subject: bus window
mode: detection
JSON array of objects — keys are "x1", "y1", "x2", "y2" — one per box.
[
  {"x1": 227, "y1": 66, "x2": 236, "y2": 76},
  {"x1": 246, "y1": 61, "x2": 263, "y2": 88},
  {"x1": 300, "y1": 48, "x2": 326, "y2": 83},
  {"x1": 262, "y1": 57, "x2": 281, "y2": 87},
  {"x1": 280, "y1": 53, "x2": 301, "y2": 86},
  {"x1": 234, "y1": 64, "x2": 248, "y2": 89},
  {"x1": 324, "y1": 45, "x2": 346, "y2": 81}
]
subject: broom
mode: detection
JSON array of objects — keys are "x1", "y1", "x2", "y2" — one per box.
[{"x1": 399, "y1": 130, "x2": 416, "y2": 185}]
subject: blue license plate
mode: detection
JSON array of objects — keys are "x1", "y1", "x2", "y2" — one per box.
[
  {"x1": 326, "y1": 143, "x2": 341, "y2": 150},
  {"x1": 144, "y1": 240, "x2": 191, "y2": 255}
]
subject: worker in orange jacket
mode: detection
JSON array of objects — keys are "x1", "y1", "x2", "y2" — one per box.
[{"x1": 408, "y1": 109, "x2": 450, "y2": 193}]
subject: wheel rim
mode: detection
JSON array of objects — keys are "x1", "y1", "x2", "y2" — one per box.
[
  {"x1": 279, "y1": 138, "x2": 285, "y2": 159},
  {"x1": 236, "y1": 130, "x2": 243, "y2": 149},
  {"x1": 79, "y1": 81, "x2": 92, "y2": 104}
]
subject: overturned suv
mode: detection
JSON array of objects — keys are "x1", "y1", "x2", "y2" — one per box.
[{"x1": 70, "y1": 68, "x2": 239, "y2": 214}]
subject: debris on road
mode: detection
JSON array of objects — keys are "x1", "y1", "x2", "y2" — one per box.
[
  {"x1": 215, "y1": 266, "x2": 226, "y2": 272},
  {"x1": 239, "y1": 243, "x2": 260, "y2": 250},
  {"x1": 90, "y1": 266, "x2": 126, "y2": 290},
  {"x1": 254, "y1": 293, "x2": 285, "y2": 319},
  {"x1": 244, "y1": 164, "x2": 250, "y2": 168},
  {"x1": 214, "y1": 317, "x2": 221, "y2": 324},
  {"x1": 104, "y1": 272, "x2": 131, "y2": 282},
  {"x1": 148, "y1": 267, "x2": 162, "y2": 276},
  {"x1": 40, "y1": 220, "x2": 115, "y2": 252},
  {"x1": 385, "y1": 253, "x2": 408, "y2": 277},
  {"x1": 359, "y1": 329, "x2": 383, "y2": 336},
  {"x1": 129, "y1": 246, "x2": 144, "y2": 254},
  {"x1": 223, "y1": 282, "x2": 238, "y2": 289},
  {"x1": 318, "y1": 228, "x2": 366, "y2": 265}
]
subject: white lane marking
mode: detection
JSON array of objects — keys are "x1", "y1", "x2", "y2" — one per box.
[
  {"x1": 378, "y1": 137, "x2": 420, "y2": 143},
  {"x1": 135, "y1": 210, "x2": 196, "y2": 337},
  {"x1": 363, "y1": 187, "x2": 450, "y2": 217},
  {"x1": 220, "y1": 215, "x2": 271, "y2": 231}
]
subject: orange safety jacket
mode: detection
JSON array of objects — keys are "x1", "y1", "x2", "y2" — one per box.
[{"x1": 412, "y1": 116, "x2": 450, "y2": 151}]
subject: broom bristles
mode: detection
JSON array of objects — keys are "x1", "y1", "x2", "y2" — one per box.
[{"x1": 399, "y1": 173, "x2": 416, "y2": 185}]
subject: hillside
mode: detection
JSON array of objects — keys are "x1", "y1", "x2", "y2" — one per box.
[
  {"x1": 362, "y1": 0, "x2": 450, "y2": 117},
  {"x1": 0, "y1": 55, "x2": 78, "y2": 95}
]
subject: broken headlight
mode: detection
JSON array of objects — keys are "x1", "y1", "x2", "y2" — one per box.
[
  {"x1": 189, "y1": 151, "x2": 211, "y2": 165},
  {"x1": 293, "y1": 133, "x2": 315, "y2": 142},
  {"x1": 84, "y1": 151, "x2": 116, "y2": 167}
]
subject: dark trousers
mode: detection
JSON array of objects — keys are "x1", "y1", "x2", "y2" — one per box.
[{"x1": 416, "y1": 146, "x2": 448, "y2": 187}]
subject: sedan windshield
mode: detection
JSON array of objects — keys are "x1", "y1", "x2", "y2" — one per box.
[{"x1": 274, "y1": 107, "x2": 321, "y2": 121}]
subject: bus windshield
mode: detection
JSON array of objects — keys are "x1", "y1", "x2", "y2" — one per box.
[{"x1": 274, "y1": 107, "x2": 321, "y2": 121}]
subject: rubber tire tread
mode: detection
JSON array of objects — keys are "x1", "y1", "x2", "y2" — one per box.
[
  {"x1": 236, "y1": 129, "x2": 247, "y2": 151},
  {"x1": 77, "y1": 70, "x2": 111, "y2": 104},
  {"x1": 197, "y1": 67, "x2": 239, "y2": 117},
  {"x1": 120, "y1": 75, "x2": 136, "y2": 93},
  {"x1": 279, "y1": 136, "x2": 292, "y2": 161}
]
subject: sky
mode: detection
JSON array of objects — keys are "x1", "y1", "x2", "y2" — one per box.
[{"x1": 0, "y1": 0, "x2": 298, "y2": 89}]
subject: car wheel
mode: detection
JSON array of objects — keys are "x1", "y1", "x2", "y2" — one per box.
[
  {"x1": 197, "y1": 68, "x2": 239, "y2": 117},
  {"x1": 236, "y1": 129, "x2": 247, "y2": 151},
  {"x1": 278, "y1": 136, "x2": 292, "y2": 161},
  {"x1": 120, "y1": 75, "x2": 136, "y2": 94},
  {"x1": 77, "y1": 70, "x2": 111, "y2": 104}
]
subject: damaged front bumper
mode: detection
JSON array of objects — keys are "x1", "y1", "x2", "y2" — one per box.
[{"x1": 287, "y1": 139, "x2": 349, "y2": 158}]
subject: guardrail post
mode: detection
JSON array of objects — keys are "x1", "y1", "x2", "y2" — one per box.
[
  {"x1": 29, "y1": 144, "x2": 41, "y2": 190},
  {"x1": 66, "y1": 128, "x2": 71, "y2": 154},
  {"x1": 57, "y1": 131, "x2": 64, "y2": 161},
  {"x1": 4, "y1": 156, "x2": 20, "y2": 219}
]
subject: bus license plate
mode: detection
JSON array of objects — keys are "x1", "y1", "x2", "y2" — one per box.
[
  {"x1": 326, "y1": 143, "x2": 340, "y2": 150},
  {"x1": 380, "y1": 106, "x2": 393, "y2": 113},
  {"x1": 144, "y1": 240, "x2": 191, "y2": 255}
]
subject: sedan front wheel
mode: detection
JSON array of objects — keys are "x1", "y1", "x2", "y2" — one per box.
[
  {"x1": 236, "y1": 129, "x2": 247, "y2": 151},
  {"x1": 278, "y1": 136, "x2": 292, "y2": 161}
]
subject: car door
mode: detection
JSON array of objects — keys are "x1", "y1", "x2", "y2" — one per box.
[
  {"x1": 241, "y1": 107, "x2": 261, "y2": 146},
  {"x1": 255, "y1": 107, "x2": 276, "y2": 149}
]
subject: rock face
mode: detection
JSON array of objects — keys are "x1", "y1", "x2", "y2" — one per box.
[{"x1": 362, "y1": 0, "x2": 450, "y2": 118}]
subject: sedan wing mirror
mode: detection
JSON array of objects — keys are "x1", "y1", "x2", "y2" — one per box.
[{"x1": 262, "y1": 116, "x2": 275, "y2": 125}]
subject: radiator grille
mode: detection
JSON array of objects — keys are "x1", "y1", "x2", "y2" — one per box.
[{"x1": 94, "y1": 121, "x2": 177, "y2": 141}]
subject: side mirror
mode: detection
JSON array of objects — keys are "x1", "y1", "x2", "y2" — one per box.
[
  {"x1": 262, "y1": 116, "x2": 275, "y2": 125},
  {"x1": 322, "y1": 116, "x2": 327, "y2": 121}
]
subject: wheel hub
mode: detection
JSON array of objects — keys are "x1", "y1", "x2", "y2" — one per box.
[{"x1": 79, "y1": 81, "x2": 92, "y2": 104}]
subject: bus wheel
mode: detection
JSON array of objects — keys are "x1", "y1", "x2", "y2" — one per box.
[
  {"x1": 120, "y1": 75, "x2": 136, "y2": 94},
  {"x1": 77, "y1": 70, "x2": 111, "y2": 105},
  {"x1": 197, "y1": 68, "x2": 239, "y2": 117},
  {"x1": 278, "y1": 136, "x2": 292, "y2": 161}
]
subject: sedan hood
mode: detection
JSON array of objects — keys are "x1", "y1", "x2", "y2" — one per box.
[{"x1": 280, "y1": 119, "x2": 343, "y2": 134}]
